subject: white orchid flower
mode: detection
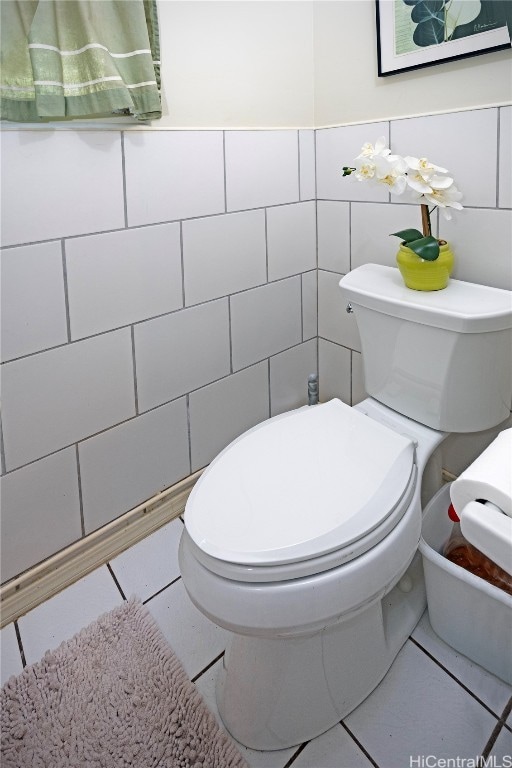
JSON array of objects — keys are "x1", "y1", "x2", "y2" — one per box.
[
  {"x1": 357, "y1": 136, "x2": 391, "y2": 160},
  {"x1": 353, "y1": 157, "x2": 376, "y2": 181},
  {"x1": 405, "y1": 155, "x2": 448, "y2": 178},
  {"x1": 406, "y1": 171, "x2": 454, "y2": 195},
  {"x1": 422, "y1": 183, "x2": 464, "y2": 215},
  {"x1": 374, "y1": 154, "x2": 408, "y2": 195}
]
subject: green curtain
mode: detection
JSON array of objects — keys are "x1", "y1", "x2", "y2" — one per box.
[{"x1": 0, "y1": 0, "x2": 161, "y2": 122}]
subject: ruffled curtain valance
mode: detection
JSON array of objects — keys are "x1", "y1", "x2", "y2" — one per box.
[{"x1": 0, "y1": 0, "x2": 161, "y2": 122}]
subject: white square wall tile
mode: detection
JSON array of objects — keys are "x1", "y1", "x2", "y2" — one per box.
[
  {"x1": 147, "y1": 579, "x2": 230, "y2": 680},
  {"x1": 18, "y1": 567, "x2": 123, "y2": 665},
  {"x1": 1, "y1": 624, "x2": 23, "y2": 685},
  {"x1": 183, "y1": 210, "x2": 266, "y2": 306},
  {"x1": 109, "y1": 518, "x2": 184, "y2": 602},
  {"x1": 299, "y1": 129, "x2": 316, "y2": 200},
  {"x1": 134, "y1": 299, "x2": 230, "y2": 413},
  {"x1": 318, "y1": 339, "x2": 351, "y2": 405},
  {"x1": 66, "y1": 223, "x2": 183, "y2": 340},
  {"x1": 270, "y1": 339, "x2": 318, "y2": 416},
  {"x1": 352, "y1": 351, "x2": 367, "y2": 406},
  {"x1": 225, "y1": 130, "x2": 299, "y2": 211},
  {"x1": 391, "y1": 108, "x2": 498, "y2": 208},
  {"x1": 499, "y1": 106, "x2": 512, "y2": 208},
  {"x1": 316, "y1": 122, "x2": 390, "y2": 202},
  {"x1": 230, "y1": 277, "x2": 302, "y2": 371},
  {"x1": 189, "y1": 362, "x2": 269, "y2": 471},
  {"x1": 0, "y1": 241, "x2": 68, "y2": 362},
  {"x1": 1, "y1": 131, "x2": 125, "y2": 247},
  {"x1": 351, "y1": 202, "x2": 416, "y2": 269},
  {"x1": 267, "y1": 202, "x2": 316, "y2": 281},
  {"x1": 124, "y1": 131, "x2": 225, "y2": 227},
  {"x1": 0, "y1": 448, "x2": 82, "y2": 583},
  {"x1": 442, "y1": 208, "x2": 512, "y2": 290},
  {"x1": 318, "y1": 270, "x2": 361, "y2": 351},
  {"x1": 2, "y1": 329, "x2": 136, "y2": 471},
  {"x1": 302, "y1": 270, "x2": 317, "y2": 341},
  {"x1": 317, "y1": 201, "x2": 350, "y2": 272},
  {"x1": 79, "y1": 399, "x2": 190, "y2": 533}
]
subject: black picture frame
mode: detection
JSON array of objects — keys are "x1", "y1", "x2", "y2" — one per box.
[{"x1": 376, "y1": 0, "x2": 512, "y2": 77}]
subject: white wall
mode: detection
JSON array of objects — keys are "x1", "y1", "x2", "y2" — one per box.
[
  {"x1": 155, "y1": 0, "x2": 511, "y2": 130},
  {"x1": 314, "y1": 0, "x2": 512, "y2": 127},
  {"x1": 157, "y1": 0, "x2": 315, "y2": 128}
]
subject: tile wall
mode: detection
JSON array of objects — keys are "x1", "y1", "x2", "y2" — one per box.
[
  {"x1": 316, "y1": 105, "x2": 512, "y2": 472},
  {"x1": 1, "y1": 105, "x2": 511, "y2": 585},
  {"x1": 0, "y1": 128, "x2": 318, "y2": 583}
]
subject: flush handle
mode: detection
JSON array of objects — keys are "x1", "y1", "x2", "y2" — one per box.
[{"x1": 346, "y1": 303, "x2": 354, "y2": 314}]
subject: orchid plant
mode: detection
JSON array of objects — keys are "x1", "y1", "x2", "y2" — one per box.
[{"x1": 343, "y1": 138, "x2": 463, "y2": 261}]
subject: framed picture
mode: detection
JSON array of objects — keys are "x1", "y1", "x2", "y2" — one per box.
[{"x1": 376, "y1": 0, "x2": 512, "y2": 76}]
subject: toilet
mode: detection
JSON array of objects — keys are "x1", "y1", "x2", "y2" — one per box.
[{"x1": 179, "y1": 264, "x2": 512, "y2": 751}]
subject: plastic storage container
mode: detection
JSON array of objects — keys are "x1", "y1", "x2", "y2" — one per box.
[{"x1": 419, "y1": 483, "x2": 512, "y2": 684}]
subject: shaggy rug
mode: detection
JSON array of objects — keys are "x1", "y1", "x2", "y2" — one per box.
[{"x1": 1, "y1": 598, "x2": 248, "y2": 768}]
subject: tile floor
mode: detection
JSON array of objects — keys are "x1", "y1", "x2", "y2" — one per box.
[{"x1": 1, "y1": 516, "x2": 511, "y2": 768}]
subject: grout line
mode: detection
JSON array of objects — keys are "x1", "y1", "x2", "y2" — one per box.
[
  {"x1": 191, "y1": 651, "x2": 225, "y2": 684},
  {"x1": 121, "y1": 132, "x2": 128, "y2": 228},
  {"x1": 228, "y1": 296, "x2": 233, "y2": 375},
  {"x1": 283, "y1": 741, "x2": 309, "y2": 768},
  {"x1": 339, "y1": 721, "x2": 379, "y2": 768},
  {"x1": 0, "y1": 414, "x2": 6, "y2": 476},
  {"x1": 75, "y1": 445, "x2": 86, "y2": 537},
  {"x1": 186, "y1": 394, "x2": 193, "y2": 476},
  {"x1": 267, "y1": 358, "x2": 272, "y2": 418},
  {"x1": 297, "y1": 130, "x2": 302, "y2": 201},
  {"x1": 142, "y1": 575, "x2": 182, "y2": 605},
  {"x1": 130, "y1": 326, "x2": 139, "y2": 415},
  {"x1": 106, "y1": 562, "x2": 126, "y2": 601},
  {"x1": 264, "y1": 207, "x2": 269, "y2": 282},
  {"x1": 496, "y1": 107, "x2": 501, "y2": 208},
  {"x1": 222, "y1": 131, "x2": 228, "y2": 213},
  {"x1": 481, "y1": 695, "x2": 512, "y2": 760},
  {"x1": 61, "y1": 239, "x2": 72, "y2": 343},
  {"x1": 410, "y1": 637, "x2": 503, "y2": 720},
  {"x1": 179, "y1": 220, "x2": 186, "y2": 307},
  {"x1": 14, "y1": 621, "x2": 27, "y2": 669}
]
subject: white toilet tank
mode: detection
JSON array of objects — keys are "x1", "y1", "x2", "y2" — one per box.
[{"x1": 339, "y1": 265, "x2": 512, "y2": 433}]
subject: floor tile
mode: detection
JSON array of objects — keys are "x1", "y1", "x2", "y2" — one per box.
[
  {"x1": 344, "y1": 639, "x2": 498, "y2": 764},
  {"x1": 17, "y1": 566, "x2": 123, "y2": 665},
  {"x1": 488, "y1": 725, "x2": 512, "y2": 760},
  {"x1": 0, "y1": 623, "x2": 23, "y2": 685},
  {"x1": 194, "y1": 659, "x2": 297, "y2": 768},
  {"x1": 412, "y1": 611, "x2": 512, "y2": 717},
  {"x1": 146, "y1": 579, "x2": 229, "y2": 680},
  {"x1": 109, "y1": 517, "x2": 184, "y2": 601},
  {"x1": 292, "y1": 723, "x2": 374, "y2": 768}
]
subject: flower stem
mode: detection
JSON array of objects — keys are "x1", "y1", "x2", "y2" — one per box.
[{"x1": 420, "y1": 204, "x2": 431, "y2": 238}]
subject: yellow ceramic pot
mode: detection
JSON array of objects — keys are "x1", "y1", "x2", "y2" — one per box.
[{"x1": 396, "y1": 241, "x2": 454, "y2": 291}]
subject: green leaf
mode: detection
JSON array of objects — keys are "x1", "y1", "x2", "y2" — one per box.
[
  {"x1": 390, "y1": 228, "x2": 423, "y2": 243},
  {"x1": 405, "y1": 236, "x2": 440, "y2": 261}
]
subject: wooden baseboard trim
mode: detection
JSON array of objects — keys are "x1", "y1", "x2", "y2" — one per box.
[{"x1": 0, "y1": 470, "x2": 202, "y2": 628}]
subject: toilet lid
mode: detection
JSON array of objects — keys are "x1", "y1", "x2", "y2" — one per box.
[{"x1": 185, "y1": 399, "x2": 415, "y2": 566}]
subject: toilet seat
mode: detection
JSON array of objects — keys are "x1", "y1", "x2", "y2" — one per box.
[{"x1": 185, "y1": 399, "x2": 416, "y2": 580}]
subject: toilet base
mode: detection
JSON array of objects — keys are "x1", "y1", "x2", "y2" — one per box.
[{"x1": 216, "y1": 552, "x2": 426, "y2": 751}]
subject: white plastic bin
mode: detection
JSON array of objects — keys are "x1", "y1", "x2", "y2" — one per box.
[{"x1": 419, "y1": 483, "x2": 512, "y2": 684}]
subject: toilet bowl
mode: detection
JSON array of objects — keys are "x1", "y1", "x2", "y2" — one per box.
[
  {"x1": 179, "y1": 397, "x2": 446, "y2": 749},
  {"x1": 179, "y1": 265, "x2": 512, "y2": 751}
]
